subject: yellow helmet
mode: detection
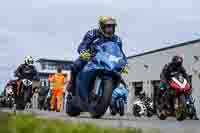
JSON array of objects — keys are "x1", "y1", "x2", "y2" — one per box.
[{"x1": 98, "y1": 16, "x2": 117, "y2": 38}]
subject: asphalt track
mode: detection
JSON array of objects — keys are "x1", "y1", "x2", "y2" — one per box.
[{"x1": 1, "y1": 108, "x2": 200, "y2": 133}]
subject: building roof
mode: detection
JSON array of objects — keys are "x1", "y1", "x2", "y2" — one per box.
[
  {"x1": 36, "y1": 58, "x2": 73, "y2": 64},
  {"x1": 38, "y1": 71, "x2": 70, "y2": 76},
  {"x1": 128, "y1": 39, "x2": 200, "y2": 59}
]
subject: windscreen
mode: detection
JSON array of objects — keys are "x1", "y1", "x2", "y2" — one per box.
[{"x1": 100, "y1": 42, "x2": 123, "y2": 58}]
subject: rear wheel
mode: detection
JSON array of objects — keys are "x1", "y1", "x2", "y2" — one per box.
[
  {"x1": 90, "y1": 79, "x2": 113, "y2": 119},
  {"x1": 15, "y1": 85, "x2": 29, "y2": 110},
  {"x1": 15, "y1": 97, "x2": 26, "y2": 110},
  {"x1": 156, "y1": 104, "x2": 167, "y2": 120},
  {"x1": 133, "y1": 104, "x2": 141, "y2": 117}
]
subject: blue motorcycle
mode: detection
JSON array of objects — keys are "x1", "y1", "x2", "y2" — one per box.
[
  {"x1": 110, "y1": 82, "x2": 128, "y2": 116},
  {"x1": 66, "y1": 41, "x2": 127, "y2": 118}
]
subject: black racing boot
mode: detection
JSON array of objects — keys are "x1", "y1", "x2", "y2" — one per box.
[{"x1": 193, "y1": 115, "x2": 199, "y2": 120}]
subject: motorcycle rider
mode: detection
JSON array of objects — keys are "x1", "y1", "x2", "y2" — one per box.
[
  {"x1": 14, "y1": 56, "x2": 39, "y2": 104},
  {"x1": 68, "y1": 16, "x2": 128, "y2": 93},
  {"x1": 159, "y1": 55, "x2": 199, "y2": 120}
]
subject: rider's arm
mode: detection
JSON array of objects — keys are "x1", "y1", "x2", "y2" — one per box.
[
  {"x1": 77, "y1": 29, "x2": 98, "y2": 54},
  {"x1": 14, "y1": 64, "x2": 23, "y2": 78},
  {"x1": 160, "y1": 64, "x2": 169, "y2": 85},
  {"x1": 181, "y1": 67, "x2": 190, "y2": 82}
]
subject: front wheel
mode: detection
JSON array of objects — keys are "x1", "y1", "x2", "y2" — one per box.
[
  {"x1": 133, "y1": 104, "x2": 141, "y2": 117},
  {"x1": 90, "y1": 80, "x2": 113, "y2": 119},
  {"x1": 176, "y1": 107, "x2": 185, "y2": 121},
  {"x1": 119, "y1": 99, "x2": 125, "y2": 116},
  {"x1": 175, "y1": 95, "x2": 186, "y2": 121},
  {"x1": 110, "y1": 105, "x2": 117, "y2": 116},
  {"x1": 65, "y1": 94, "x2": 81, "y2": 117}
]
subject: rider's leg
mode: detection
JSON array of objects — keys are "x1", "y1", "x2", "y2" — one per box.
[
  {"x1": 68, "y1": 58, "x2": 87, "y2": 93},
  {"x1": 16, "y1": 80, "x2": 21, "y2": 96},
  {"x1": 159, "y1": 82, "x2": 168, "y2": 115}
]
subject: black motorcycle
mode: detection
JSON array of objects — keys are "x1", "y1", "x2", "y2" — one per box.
[
  {"x1": 3, "y1": 80, "x2": 16, "y2": 108},
  {"x1": 185, "y1": 95, "x2": 198, "y2": 120},
  {"x1": 14, "y1": 79, "x2": 33, "y2": 110}
]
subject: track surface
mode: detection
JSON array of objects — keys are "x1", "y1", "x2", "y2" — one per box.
[{"x1": 1, "y1": 108, "x2": 200, "y2": 133}]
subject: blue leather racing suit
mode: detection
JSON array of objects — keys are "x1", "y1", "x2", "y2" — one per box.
[{"x1": 70, "y1": 29, "x2": 126, "y2": 91}]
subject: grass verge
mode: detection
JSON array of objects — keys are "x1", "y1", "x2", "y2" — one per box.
[{"x1": 0, "y1": 112, "x2": 159, "y2": 133}]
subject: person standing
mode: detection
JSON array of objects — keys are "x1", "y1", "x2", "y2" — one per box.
[{"x1": 48, "y1": 67, "x2": 65, "y2": 112}]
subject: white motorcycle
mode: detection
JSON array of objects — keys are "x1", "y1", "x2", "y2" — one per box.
[{"x1": 132, "y1": 96, "x2": 154, "y2": 117}]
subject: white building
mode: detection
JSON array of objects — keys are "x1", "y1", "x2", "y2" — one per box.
[
  {"x1": 127, "y1": 39, "x2": 200, "y2": 114},
  {"x1": 36, "y1": 58, "x2": 72, "y2": 90}
]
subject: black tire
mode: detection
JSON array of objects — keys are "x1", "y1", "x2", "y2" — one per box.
[
  {"x1": 188, "y1": 105, "x2": 197, "y2": 120},
  {"x1": 67, "y1": 112, "x2": 81, "y2": 117},
  {"x1": 176, "y1": 110, "x2": 185, "y2": 121},
  {"x1": 110, "y1": 106, "x2": 117, "y2": 116},
  {"x1": 176, "y1": 95, "x2": 186, "y2": 121},
  {"x1": 90, "y1": 79, "x2": 113, "y2": 119},
  {"x1": 7, "y1": 96, "x2": 14, "y2": 108},
  {"x1": 119, "y1": 100, "x2": 125, "y2": 116},
  {"x1": 147, "y1": 110, "x2": 153, "y2": 117},
  {"x1": 156, "y1": 105, "x2": 167, "y2": 120},
  {"x1": 133, "y1": 104, "x2": 141, "y2": 117},
  {"x1": 65, "y1": 94, "x2": 81, "y2": 117},
  {"x1": 15, "y1": 85, "x2": 29, "y2": 110},
  {"x1": 15, "y1": 95, "x2": 26, "y2": 110},
  {"x1": 189, "y1": 114, "x2": 194, "y2": 119},
  {"x1": 43, "y1": 99, "x2": 48, "y2": 111},
  {"x1": 158, "y1": 113, "x2": 167, "y2": 120}
]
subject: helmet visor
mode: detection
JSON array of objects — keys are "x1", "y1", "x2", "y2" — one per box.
[
  {"x1": 27, "y1": 60, "x2": 33, "y2": 65},
  {"x1": 103, "y1": 24, "x2": 116, "y2": 37}
]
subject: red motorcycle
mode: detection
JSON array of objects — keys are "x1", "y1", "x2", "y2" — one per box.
[{"x1": 159, "y1": 73, "x2": 190, "y2": 121}]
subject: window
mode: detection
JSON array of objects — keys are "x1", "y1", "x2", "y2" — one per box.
[
  {"x1": 47, "y1": 64, "x2": 57, "y2": 70},
  {"x1": 189, "y1": 75, "x2": 192, "y2": 88},
  {"x1": 41, "y1": 63, "x2": 47, "y2": 70},
  {"x1": 132, "y1": 82, "x2": 143, "y2": 96},
  {"x1": 40, "y1": 79, "x2": 49, "y2": 87},
  {"x1": 64, "y1": 65, "x2": 70, "y2": 70}
]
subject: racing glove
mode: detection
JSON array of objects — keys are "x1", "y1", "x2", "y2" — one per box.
[
  {"x1": 122, "y1": 65, "x2": 129, "y2": 74},
  {"x1": 80, "y1": 49, "x2": 91, "y2": 61}
]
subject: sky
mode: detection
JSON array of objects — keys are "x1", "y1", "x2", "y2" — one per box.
[{"x1": 0, "y1": 0, "x2": 200, "y2": 91}]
